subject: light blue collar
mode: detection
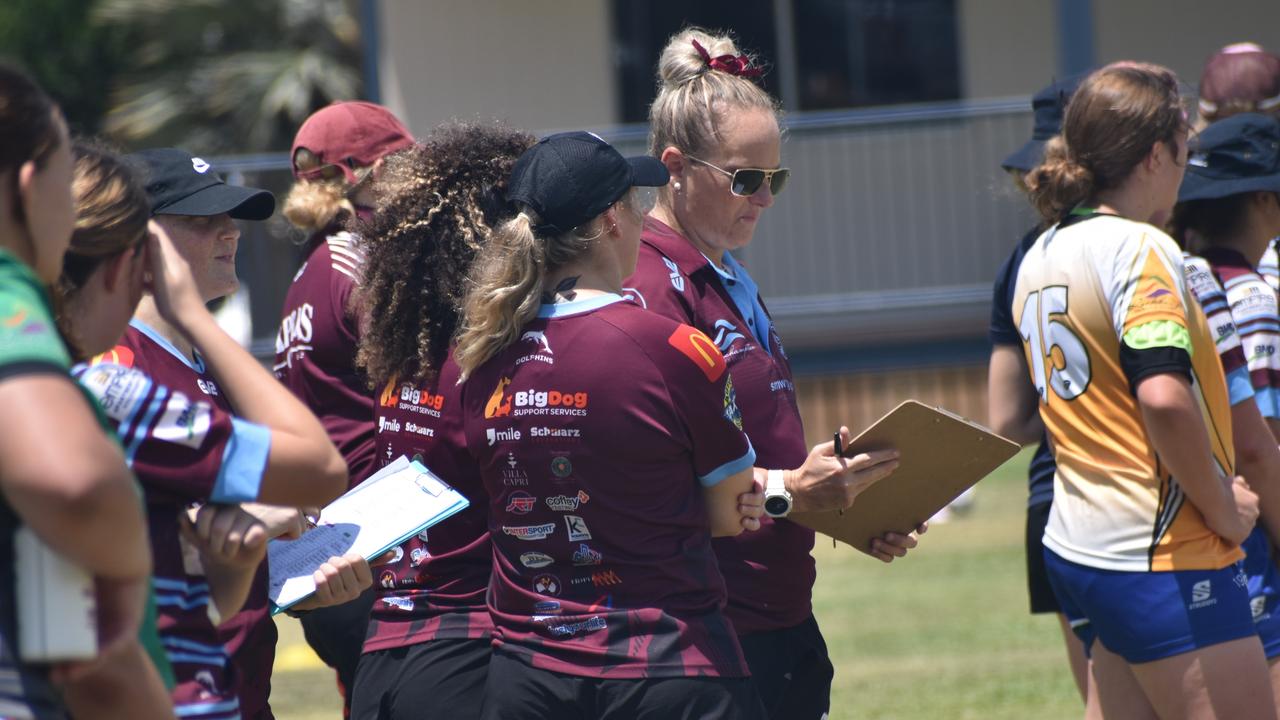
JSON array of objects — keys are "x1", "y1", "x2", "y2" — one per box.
[
  {"x1": 128, "y1": 318, "x2": 207, "y2": 373},
  {"x1": 536, "y1": 293, "x2": 627, "y2": 319}
]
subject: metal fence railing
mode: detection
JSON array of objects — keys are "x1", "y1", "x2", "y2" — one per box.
[{"x1": 219, "y1": 97, "x2": 1035, "y2": 362}]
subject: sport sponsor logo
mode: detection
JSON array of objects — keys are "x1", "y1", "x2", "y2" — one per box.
[
  {"x1": 667, "y1": 324, "x2": 727, "y2": 382},
  {"x1": 485, "y1": 377, "x2": 513, "y2": 418},
  {"x1": 379, "y1": 379, "x2": 444, "y2": 417},
  {"x1": 723, "y1": 376, "x2": 744, "y2": 430},
  {"x1": 274, "y1": 302, "x2": 314, "y2": 369},
  {"x1": 564, "y1": 515, "x2": 592, "y2": 542},
  {"x1": 404, "y1": 421, "x2": 434, "y2": 437},
  {"x1": 92, "y1": 345, "x2": 135, "y2": 368},
  {"x1": 503, "y1": 523, "x2": 555, "y2": 541},
  {"x1": 517, "y1": 331, "x2": 554, "y2": 366},
  {"x1": 520, "y1": 552, "x2": 554, "y2": 569},
  {"x1": 379, "y1": 570, "x2": 397, "y2": 589},
  {"x1": 545, "y1": 491, "x2": 590, "y2": 512},
  {"x1": 381, "y1": 596, "x2": 414, "y2": 612},
  {"x1": 512, "y1": 388, "x2": 589, "y2": 417},
  {"x1": 711, "y1": 319, "x2": 746, "y2": 352},
  {"x1": 1188, "y1": 579, "x2": 1217, "y2": 610},
  {"x1": 502, "y1": 453, "x2": 530, "y2": 486},
  {"x1": 529, "y1": 426, "x2": 581, "y2": 442},
  {"x1": 770, "y1": 379, "x2": 795, "y2": 394},
  {"x1": 410, "y1": 547, "x2": 429, "y2": 567},
  {"x1": 571, "y1": 570, "x2": 621, "y2": 588},
  {"x1": 572, "y1": 543, "x2": 602, "y2": 566},
  {"x1": 548, "y1": 616, "x2": 607, "y2": 638},
  {"x1": 153, "y1": 396, "x2": 213, "y2": 450},
  {"x1": 663, "y1": 257, "x2": 685, "y2": 292},
  {"x1": 78, "y1": 364, "x2": 148, "y2": 421},
  {"x1": 378, "y1": 416, "x2": 400, "y2": 434},
  {"x1": 532, "y1": 573, "x2": 561, "y2": 596},
  {"x1": 487, "y1": 427, "x2": 522, "y2": 446},
  {"x1": 505, "y1": 491, "x2": 536, "y2": 515},
  {"x1": 550, "y1": 456, "x2": 573, "y2": 478}
]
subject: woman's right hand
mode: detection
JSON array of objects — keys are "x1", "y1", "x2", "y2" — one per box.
[
  {"x1": 1218, "y1": 475, "x2": 1260, "y2": 546},
  {"x1": 787, "y1": 426, "x2": 900, "y2": 513},
  {"x1": 144, "y1": 219, "x2": 206, "y2": 327}
]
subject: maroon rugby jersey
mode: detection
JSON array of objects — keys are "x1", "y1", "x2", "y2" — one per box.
[
  {"x1": 625, "y1": 217, "x2": 813, "y2": 635},
  {"x1": 86, "y1": 320, "x2": 273, "y2": 720},
  {"x1": 461, "y1": 295, "x2": 757, "y2": 679},
  {"x1": 362, "y1": 353, "x2": 493, "y2": 652},
  {"x1": 274, "y1": 230, "x2": 377, "y2": 488}
]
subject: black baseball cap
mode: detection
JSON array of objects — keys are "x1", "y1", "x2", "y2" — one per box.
[
  {"x1": 1002, "y1": 73, "x2": 1088, "y2": 173},
  {"x1": 506, "y1": 131, "x2": 668, "y2": 235},
  {"x1": 128, "y1": 148, "x2": 275, "y2": 220},
  {"x1": 1179, "y1": 113, "x2": 1280, "y2": 203}
]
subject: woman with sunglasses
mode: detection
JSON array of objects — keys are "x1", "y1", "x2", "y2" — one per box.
[
  {"x1": 275, "y1": 100, "x2": 414, "y2": 711},
  {"x1": 624, "y1": 28, "x2": 903, "y2": 720},
  {"x1": 454, "y1": 130, "x2": 766, "y2": 719}
]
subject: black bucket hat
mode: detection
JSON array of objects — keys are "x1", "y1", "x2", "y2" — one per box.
[
  {"x1": 1179, "y1": 113, "x2": 1280, "y2": 202},
  {"x1": 128, "y1": 148, "x2": 276, "y2": 220},
  {"x1": 1002, "y1": 73, "x2": 1088, "y2": 173},
  {"x1": 506, "y1": 131, "x2": 668, "y2": 236}
]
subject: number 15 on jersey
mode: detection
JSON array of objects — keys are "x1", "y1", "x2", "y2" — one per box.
[{"x1": 1020, "y1": 286, "x2": 1092, "y2": 403}]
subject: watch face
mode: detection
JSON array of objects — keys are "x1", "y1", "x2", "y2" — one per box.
[{"x1": 765, "y1": 495, "x2": 790, "y2": 516}]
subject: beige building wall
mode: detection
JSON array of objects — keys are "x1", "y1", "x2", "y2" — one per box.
[
  {"x1": 377, "y1": 0, "x2": 618, "y2": 135},
  {"x1": 956, "y1": 0, "x2": 1056, "y2": 98},
  {"x1": 1094, "y1": 0, "x2": 1280, "y2": 84}
]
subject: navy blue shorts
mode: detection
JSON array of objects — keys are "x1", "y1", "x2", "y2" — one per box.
[
  {"x1": 1044, "y1": 548, "x2": 1257, "y2": 663},
  {"x1": 1242, "y1": 527, "x2": 1280, "y2": 659}
]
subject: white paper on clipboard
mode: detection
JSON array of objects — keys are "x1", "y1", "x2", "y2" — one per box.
[{"x1": 267, "y1": 456, "x2": 469, "y2": 612}]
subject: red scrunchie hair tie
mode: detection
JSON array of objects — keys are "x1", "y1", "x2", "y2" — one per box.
[{"x1": 691, "y1": 39, "x2": 763, "y2": 79}]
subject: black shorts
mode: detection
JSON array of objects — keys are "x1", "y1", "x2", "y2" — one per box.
[
  {"x1": 1025, "y1": 500, "x2": 1062, "y2": 614},
  {"x1": 298, "y1": 586, "x2": 376, "y2": 707},
  {"x1": 349, "y1": 638, "x2": 490, "y2": 720},
  {"x1": 737, "y1": 614, "x2": 833, "y2": 720},
  {"x1": 479, "y1": 649, "x2": 766, "y2": 720}
]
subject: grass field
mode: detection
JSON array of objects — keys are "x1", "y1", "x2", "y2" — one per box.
[{"x1": 270, "y1": 449, "x2": 1083, "y2": 719}]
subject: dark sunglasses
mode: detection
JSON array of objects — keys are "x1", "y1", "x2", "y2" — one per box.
[{"x1": 686, "y1": 155, "x2": 790, "y2": 197}]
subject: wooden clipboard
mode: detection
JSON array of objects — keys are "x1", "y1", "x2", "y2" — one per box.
[{"x1": 790, "y1": 400, "x2": 1020, "y2": 552}]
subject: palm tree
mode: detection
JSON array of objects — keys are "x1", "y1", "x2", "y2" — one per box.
[{"x1": 93, "y1": 0, "x2": 363, "y2": 153}]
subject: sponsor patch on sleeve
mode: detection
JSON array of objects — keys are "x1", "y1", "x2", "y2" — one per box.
[
  {"x1": 76, "y1": 363, "x2": 149, "y2": 422},
  {"x1": 151, "y1": 392, "x2": 214, "y2": 449},
  {"x1": 667, "y1": 324, "x2": 727, "y2": 382},
  {"x1": 1124, "y1": 247, "x2": 1187, "y2": 333}
]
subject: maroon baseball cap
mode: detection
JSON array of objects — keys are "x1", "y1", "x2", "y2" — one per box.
[
  {"x1": 290, "y1": 101, "x2": 414, "y2": 183},
  {"x1": 1199, "y1": 43, "x2": 1280, "y2": 121}
]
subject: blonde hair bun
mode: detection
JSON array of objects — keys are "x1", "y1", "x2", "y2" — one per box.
[{"x1": 657, "y1": 28, "x2": 750, "y2": 88}]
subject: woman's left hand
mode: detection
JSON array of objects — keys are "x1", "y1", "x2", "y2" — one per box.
[
  {"x1": 737, "y1": 480, "x2": 765, "y2": 532},
  {"x1": 866, "y1": 522, "x2": 928, "y2": 563},
  {"x1": 290, "y1": 552, "x2": 373, "y2": 611}
]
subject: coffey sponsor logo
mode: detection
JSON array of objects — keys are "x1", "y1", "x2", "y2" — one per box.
[
  {"x1": 545, "y1": 491, "x2": 589, "y2": 512},
  {"x1": 505, "y1": 491, "x2": 536, "y2": 514},
  {"x1": 503, "y1": 523, "x2": 555, "y2": 541},
  {"x1": 520, "y1": 552, "x2": 554, "y2": 569}
]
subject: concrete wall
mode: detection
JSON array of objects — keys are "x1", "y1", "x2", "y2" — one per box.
[{"x1": 377, "y1": 0, "x2": 617, "y2": 136}]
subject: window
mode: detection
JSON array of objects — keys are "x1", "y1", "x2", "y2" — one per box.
[
  {"x1": 610, "y1": 0, "x2": 961, "y2": 121},
  {"x1": 793, "y1": 0, "x2": 960, "y2": 110}
]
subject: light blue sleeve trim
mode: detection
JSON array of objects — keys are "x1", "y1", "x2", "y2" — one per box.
[
  {"x1": 1227, "y1": 366, "x2": 1256, "y2": 407},
  {"x1": 211, "y1": 417, "x2": 271, "y2": 503},
  {"x1": 1254, "y1": 385, "x2": 1280, "y2": 419},
  {"x1": 698, "y1": 440, "x2": 757, "y2": 488}
]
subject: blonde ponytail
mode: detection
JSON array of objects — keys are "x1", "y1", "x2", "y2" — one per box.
[
  {"x1": 282, "y1": 178, "x2": 354, "y2": 233},
  {"x1": 454, "y1": 207, "x2": 597, "y2": 379}
]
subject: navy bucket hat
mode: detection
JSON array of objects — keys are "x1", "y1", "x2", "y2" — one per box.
[
  {"x1": 1002, "y1": 73, "x2": 1088, "y2": 174},
  {"x1": 1179, "y1": 113, "x2": 1280, "y2": 202}
]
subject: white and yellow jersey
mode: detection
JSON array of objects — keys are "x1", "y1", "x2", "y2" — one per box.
[{"x1": 1013, "y1": 214, "x2": 1242, "y2": 572}]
